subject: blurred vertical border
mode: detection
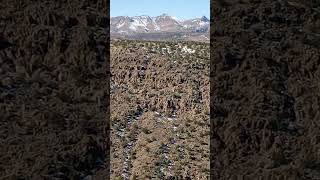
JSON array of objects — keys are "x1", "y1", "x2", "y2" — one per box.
[{"x1": 0, "y1": 0, "x2": 110, "y2": 179}]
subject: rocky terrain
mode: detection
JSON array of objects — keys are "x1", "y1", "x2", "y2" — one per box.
[
  {"x1": 111, "y1": 14, "x2": 210, "y2": 42},
  {"x1": 211, "y1": 0, "x2": 320, "y2": 179},
  {"x1": 111, "y1": 39, "x2": 210, "y2": 179}
]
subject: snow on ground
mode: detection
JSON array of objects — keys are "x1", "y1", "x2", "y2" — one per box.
[
  {"x1": 172, "y1": 16, "x2": 179, "y2": 21},
  {"x1": 183, "y1": 24, "x2": 190, "y2": 28},
  {"x1": 182, "y1": 46, "x2": 195, "y2": 54},
  {"x1": 152, "y1": 17, "x2": 161, "y2": 31},
  {"x1": 129, "y1": 24, "x2": 137, "y2": 31},
  {"x1": 199, "y1": 21, "x2": 209, "y2": 26},
  {"x1": 129, "y1": 17, "x2": 148, "y2": 31},
  {"x1": 117, "y1": 21, "x2": 125, "y2": 28},
  {"x1": 118, "y1": 30, "x2": 129, "y2": 34},
  {"x1": 161, "y1": 47, "x2": 172, "y2": 54}
]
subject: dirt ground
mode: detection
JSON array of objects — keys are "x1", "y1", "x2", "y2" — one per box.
[
  {"x1": 211, "y1": 0, "x2": 320, "y2": 179},
  {"x1": 0, "y1": 0, "x2": 109, "y2": 179}
]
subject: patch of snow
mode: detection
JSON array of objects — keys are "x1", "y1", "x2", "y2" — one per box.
[
  {"x1": 118, "y1": 30, "x2": 128, "y2": 34},
  {"x1": 154, "y1": 24, "x2": 160, "y2": 31},
  {"x1": 117, "y1": 21, "x2": 125, "y2": 28},
  {"x1": 172, "y1": 16, "x2": 182, "y2": 24},
  {"x1": 199, "y1": 21, "x2": 209, "y2": 26},
  {"x1": 183, "y1": 25, "x2": 190, "y2": 28},
  {"x1": 201, "y1": 35, "x2": 209, "y2": 40},
  {"x1": 173, "y1": 126, "x2": 177, "y2": 131},
  {"x1": 182, "y1": 46, "x2": 195, "y2": 54},
  {"x1": 129, "y1": 18, "x2": 149, "y2": 31},
  {"x1": 132, "y1": 19, "x2": 144, "y2": 27},
  {"x1": 139, "y1": 15, "x2": 150, "y2": 19},
  {"x1": 129, "y1": 24, "x2": 137, "y2": 31},
  {"x1": 172, "y1": 16, "x2": 179, "y2": 21},
  {"x1": 151, "y1": 17, "x2": 161, "y2": 31},
  {"x1": 138, "y1": 17, "x2": 148, "y2": 26}
]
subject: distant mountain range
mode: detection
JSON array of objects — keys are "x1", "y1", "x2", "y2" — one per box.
[{"x1": 110, "y1": 14, "x2": 210, "y2": 42}]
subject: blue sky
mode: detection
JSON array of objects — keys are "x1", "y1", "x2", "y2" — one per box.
[{"x1": 111, "y1": 0, "x2": 210, "y2": 20}]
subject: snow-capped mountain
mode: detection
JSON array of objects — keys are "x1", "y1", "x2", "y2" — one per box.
[
  {"x1": 181, "y1": 16, "x2": 210, "y2": 33},
  {"x1": 110, "y1": 14, "x2": 210, "y2": 34}
]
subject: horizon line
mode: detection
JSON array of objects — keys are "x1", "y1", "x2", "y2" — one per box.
[{"x1": 111, "y1": 13, "x2": 210, "y2": 20}]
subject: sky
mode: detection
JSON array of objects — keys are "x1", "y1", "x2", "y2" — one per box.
[{"x1": 111, "y1": 0, "x2": 210, "y2": 20}]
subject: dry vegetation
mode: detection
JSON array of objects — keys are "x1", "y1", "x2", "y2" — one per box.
[
  {"x1": 211, "y1": 0, "x2": 320, "y2": 179},
  {"x1": 0, "y1": 0, "x2": 108, "y2": 179},
  {"x1": 111, "y1": 39, "x2": 209, "y2": 179}
]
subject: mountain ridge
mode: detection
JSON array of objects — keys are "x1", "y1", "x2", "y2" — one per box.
[{"x1": 110, "y1": 14, "x2": 210, "y2": 42}]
